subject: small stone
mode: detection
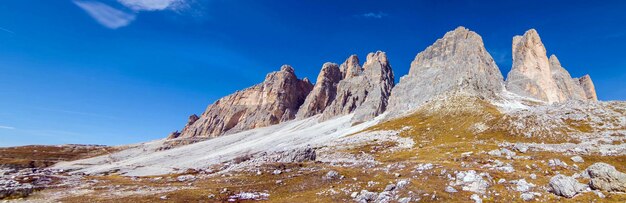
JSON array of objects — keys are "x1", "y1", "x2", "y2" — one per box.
[
  {"x1": 323, "y1": 170, "x2": 340, "y2": 180},
  {"x1": 272, "y1": 170, "x2": 282, "y2": 175},
  {"x1": 470, "y1": 194, "x2": 482, "y2": 203},
  {"x1": 530, "y1": 174, "x2": 537, "y2": 180},
  {"x1": 498, "y1": 179, "x2": 506, "y2": 184},
  {"x1": 548, "y1": 159, "x2": 567, "y2": 168},
  {"x1": 445, "y1": 186, "x2": 458, "y2": 193},
  {"x1": 570, "y1": 156, "x2": 584, "y2": 163},
  {"x1": 384, "y1": 184, "x2": 396, "y2": 191},
  {"x1": 350, "y1": 192, "x2": 358, "y2": 198},
  {"x1": 398, "y1": 197, "x2": 411, "y2": 203},
  {"x1": 520, "y1": 193, "x2": 534, "y2": 201},
  {"x1": 160, "y1": 195, "x2": 168, "y2": 200}
]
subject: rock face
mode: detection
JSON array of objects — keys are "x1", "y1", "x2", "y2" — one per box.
[
  {"x1": 320, "y1": 51, "x2": 395, "y2": 124},
  {"x1": 506, "y1": 29, "x2": 597, "y2": 103},
  {"x1": 550, "y1": 55, "x2": 587, "y2": 101},
  {"x1": 585, "y1": 162, "x2": 626, "y2": 192},
  {"x1": 578, "y1": 75, "x2": 598, "y2": 101},
  {"x1": 296, "y1": 63, "x2": 342, "y2": 119},
  {"x1": 176, "y1": 65, "x2": 313, "y2": 138},
  {"x1": 386, "y1": 26, "x2": 504, "y2": 118},
  {"x1": 506, "y1": 29, "x2": 563, "y2": 103}
]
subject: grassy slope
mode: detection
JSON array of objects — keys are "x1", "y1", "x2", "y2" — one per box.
[{"x1": 44, "y1": 97, "x2": 626, "y2": 202}]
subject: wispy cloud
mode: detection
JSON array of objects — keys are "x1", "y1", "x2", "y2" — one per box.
[
  {"x1": 0, "y1": 125, "x2": 15, "y2": 130},
  {"x1": 357, "y1": 12, "x2": 388, "y2": 19},
  {"x1": 0, "y1": 26, "x2": 15, "y2": 35},
  {"x1": 74, "y1": 0, "x2": 136, "y2": 29},
  {"x1": 117, "y1": 0, "x2": 188, "y2": 11}
]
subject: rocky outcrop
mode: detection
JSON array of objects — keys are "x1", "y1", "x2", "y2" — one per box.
[
  {"x1": 578, "y1": 75, "x2": 598, "y2": 101},
  {"x1": 585, "y1": 162, "x2": 626, "y2": 192},
  {"x1": 296, "y1": 63, "x2": 342, "y2": 119},
  {"x1": 506, "y1": 29, "x2": 563, "y2": 103},
  {"x1": 550, "y1": 55, "x2": 587, "y2": 101},
  {"x1": 320, "y1": 52, "x2": 394, "y2": 124},
  {"x1": 176, "y1": 65, "x2": 313, "y2": 138},
  {"x1": 506, "y1": 29, "x2": 598, "y2": 103},
  {"x1": 386, "y1": 26, "x2": 504, "y2": 118}
]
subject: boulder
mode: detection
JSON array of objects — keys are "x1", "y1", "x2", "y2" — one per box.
[
  {"x1": 548, "y1": 174, "x2": 587, "y2": 198},
  {"x1": 585, "y1": 162, "x2": 626, "y2": 192}
]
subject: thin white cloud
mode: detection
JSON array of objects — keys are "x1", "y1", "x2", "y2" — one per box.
[
  {"x1": 117, "y1": 0, "x2": 187, "y2": 11},
  {"x1": 359, "y1": 12, "x2": 388, "y2": 19},
  {"x1": 74, "y1": 0, "x2": 136, "y2": 29},
  {"x1": 0, "y1": 125, "x2": 15, "y2": 130},
  {"x1": 0, "y1": 26, "x2": 15, "y2": 35}
]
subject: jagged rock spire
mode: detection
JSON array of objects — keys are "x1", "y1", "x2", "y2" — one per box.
[
  {"x1": 296, "y1": 62, "x2": 342, "y2": 119},
  {"x1": 321, "y1": 51, "x2": 394, "y2": 124},
  {"x1": 386, "y1": 26, "x2": 504, "y2": 118},
  {"x1": 506, "y1": 29, "x2": 563, "y2": 103},
  {"x1": 340, "y1": 55, "x2": 362, "y2": 79}
]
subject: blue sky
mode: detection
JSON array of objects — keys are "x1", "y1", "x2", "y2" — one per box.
[{"x1": 1, "y1": 0, "x2": 625, "y2": 147}]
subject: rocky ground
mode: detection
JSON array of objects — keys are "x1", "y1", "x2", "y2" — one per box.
[{"x1": 2, "y1": 97, "x2": 625, "y2": 202}]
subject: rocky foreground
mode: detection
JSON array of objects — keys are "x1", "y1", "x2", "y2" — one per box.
[{"x1": 1, "y1": 27, "x2": 624, "y2": 202}]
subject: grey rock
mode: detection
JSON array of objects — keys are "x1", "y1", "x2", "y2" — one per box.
[
  {"x1": 340, "y1": 54, "x2": 362, "y2": 79},
  {"x1": 445, "y1": 186, "x2": 458, "y2": 193},
  {"x1": 354, "y1": 190, "x2": 378, "y2": 203},
  {"x1": 321, "y1": 52, "x2": 394, "y2": 125},
  {"x1": 548, "y1": 174, "x2": 587, "y2": 198},
  {"x1": 520, "y1": 192, "x2": 535, "y2": 201},
  {"x1": 585, "y1": 162, "x2": 626, "y2": 192},
  {"x1": 323, "y1": 170, "x2": 340, "y2": 180},
  {"x1": 177, "y1": 65, "x2": 313, "y2": 138},
  {"x1": 511, "y1": 179, "x2": 535, "y2": 192},
  {"x1": 296, "y1": 63, "x2": 343, "y2": 118},
  {"x1": 570, "y1": 156, "x2": 584, "y2": 163},
  {"x1": 453, "y1": 170, "x2": 491, "y2": 194},
  {"x1": 383, "y1": 184, "x2": 395, "y2": 191},
  {"x1": 270, "y1": 146, "x2": 316, "y2": 163},
  {"x1": 548, "y1": 159, "x2": 568, "y2": 168},
  {"x1": 386, "y1": 26, "x2": 504, "y2": 118},
  {"x1": 470, "y1": 194, "x2": 482, "y2": 203}
]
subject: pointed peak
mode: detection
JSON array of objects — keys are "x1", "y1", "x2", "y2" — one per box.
[
  {"x1": 366, "y1": 51, "x2": 388, "y2": 63},
  {"x1": 521, "y1": 28, "x2": 543, "y2": 43},
  {"x1": 280, "y1": 64, "x2": 295, "y2": 73},
  {"x1": 322, "y1": 62, "x2": 339, "y2": 69},
  {"x1": 340, "y1": 54, "x2": 363, "y2": 79},
  {"x1": 442, "y1": 26, "x2": 482, "y2": 42},
  {"x1": 302, "y1": 77, "x2": 311, "y2": 84},
  {"x1": 549, "y1": 54, "x2": 561, "y2": 66}
]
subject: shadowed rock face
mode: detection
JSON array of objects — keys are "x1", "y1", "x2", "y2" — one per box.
[
  {"x1": 296, "y1": 63, "x2": 343, "y2": 119},
  {"x1": 549, "y1": 55, "x2": 587, "y2": 101},
  {"x1": 177, "y1": 65, "x2": 313, "y2": 138},
  {"x1": 320, "y1": 51, "x2": 395, "y2": 124},
  {"x1": 578, "y1": 75, "x2": 598, "y2": 101},
  {"x1": 386, "y1": 26, "x2": 504, "y2": 118}
]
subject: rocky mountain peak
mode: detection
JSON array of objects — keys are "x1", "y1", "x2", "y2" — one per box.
[
  {"x1": 296, "y1": 62, "x2": 342, "y2": 119},
  {"x1": 321, "y1": 52, "x2": 394, "y2": 124},
  {"x1": 280, "y1": 64, "x2": 295, "y2": 73},
  {"x1": 340, "y1": 54, "x2": 362, "y2": 79},
  {"x1": 506, "y1": 29, "x2": 563, "y2": 103},
  {"x1": 386, "y1": 26, "x2": 504, "y2": 118},
  {"x1": 174, "y1": 65, "x2": 313, "y2": 138}
]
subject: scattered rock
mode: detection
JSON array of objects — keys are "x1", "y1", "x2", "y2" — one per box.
[
  {"x1": 445, "y1": 186, "x2": 458, "y2": 193},
  {"x1": 272, "y1": 170, "x2": 282, "y2": 175},
  {"x1": 511, "y1": 179, "x2": 535, "y2": 192},
  {"x1": 453, "y1": 170, "x2": 491, "y2": 194},
  {"x1": 354, "y1": 190, "x2": 378, "y2": 203},
  {"x1": 514, "y1": 143, "x2": 529, "y2": 153},
  {"x1": 570, "y1": 156, "x2": 584, "y2": 163},
  {"x1": 584, "y1": 162, "x2": 626, "y2": 192},
  {"x1": 229, "y1": 192, "x2": 270, "y2": 201},
  {"x1": 470, "y1": 194, "x2": 482, "y2": 203},
  {"x1": 548, "y1": 174, "x2": 587, "y2": 198},
  {"x1": 323, "y1": 170, "x2": 340, "y2": 180},
  {"x1": 384, "y1": 184, "x2": 395, "y2": 192},
  {"x1": 548, "y1": 159, "x2": 568, "y2": 168},
  {"x1": 176, "y1": 174, "x2": 196, "y2": 182},
  {"x1": 520, "y1": 192, "x2": 535, "y2": 201}
]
